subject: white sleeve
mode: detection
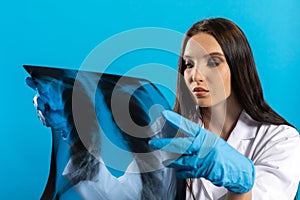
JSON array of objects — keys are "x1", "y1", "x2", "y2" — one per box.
[{"x1": 252, "y1": 126, "x2": 300, "y2": 200}]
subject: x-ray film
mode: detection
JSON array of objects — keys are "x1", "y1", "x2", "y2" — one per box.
[{"x1": 24, "y1": 65, "x2": 178, "y2": 200}]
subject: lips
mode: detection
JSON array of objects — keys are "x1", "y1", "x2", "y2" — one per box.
[{"x1": 193, "y1": 87, "x2": 209, "y2": 97}]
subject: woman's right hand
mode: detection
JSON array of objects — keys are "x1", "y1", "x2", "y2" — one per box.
[
  {"x1": 149, "y1": 110, "x2": 255, "y2": 194},
  {"x1": 26, "y1": 76, "x2": 69, "y2": 129}
]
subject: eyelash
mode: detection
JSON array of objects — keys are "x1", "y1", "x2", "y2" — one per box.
[
  {"x1": 184, "y1": 60, "x2": 194, "y2": 69},
  {"x1": 184, "y1": 58, "x2": 222, "y2": 69},
  {"x1": 207, "y1": 58, "x2": 221, "y2": 67}
]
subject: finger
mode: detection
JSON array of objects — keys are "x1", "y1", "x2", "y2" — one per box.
[
  {"x1": 165, "y1": 155, "x2": 198, "y2": 169},
  {"x1": 36, "y1": 96, "x2": 47, "y2": 111},
  {"x1": 37, "y1": 110, "x2": 47, "y2": 126},
  {"x1": 162, "y1": 110, "x2": 201, "y2": 137},
  {"x1": 149, "y1": 137, "x2": 193, "y2": 154},
  {"x1": 33, "y1": 95, "x2": 39, "y2": 109}
]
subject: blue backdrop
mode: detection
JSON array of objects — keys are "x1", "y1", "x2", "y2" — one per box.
[{"x1": 0, "y1": 0, "x2": 299, "y2": 199}]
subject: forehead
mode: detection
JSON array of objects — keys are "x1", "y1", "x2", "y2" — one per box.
[{"x1": 184, "y1": 33, "x2": 223, "y2": 57}]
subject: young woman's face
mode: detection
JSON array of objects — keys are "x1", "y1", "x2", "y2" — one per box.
[{"x1": 183, "y1": 33, "x2": 231, "y2": 107}]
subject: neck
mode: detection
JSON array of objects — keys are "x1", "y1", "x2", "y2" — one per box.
[{"x1": 200, "y1": 93, "x2": 242, "y2": 140}]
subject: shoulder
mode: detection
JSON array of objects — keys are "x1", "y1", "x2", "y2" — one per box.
[
  {"x1": 247, "y1": 123, "x2": 300, "y2": 198},
  {"x1": 265, "y1": 124, "x2": 299, "y2": 140},
  {"x1": 255, "y1": 123, "x2": 300, "y2": 157},
  {"x1": 241, "y1": 111, "x2": 300, "y2": 162},
  {"x1": 238, "y1": 110, "x2": 299, "y2": 140},
  {"x1": 256, "y1": 120, "x2": 299, "y2": 145},
  {"x1": 230, "y1": 110, "x2": 300, "y2": 154}
]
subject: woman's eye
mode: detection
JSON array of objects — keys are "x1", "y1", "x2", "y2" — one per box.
[
  {"x1": 207, "y1": 58, "x2": 221, "y2": 67},
  {"x1": 184, "y1": 61, "x2": 194, "y2": 69}
]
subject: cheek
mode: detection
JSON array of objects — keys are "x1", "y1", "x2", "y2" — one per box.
[
  {"x1": 208, "y1": 67, "x2": 231, "y2": 98},
  {"x1": 219, "y1": 67, "x2": 231, "y2": 96},
  {"x1": 183, "y1": 71, "x2": 195, "y2": 97},
  {"x1": 183, "y1": 71, "x2": 191, "y2": 85}
]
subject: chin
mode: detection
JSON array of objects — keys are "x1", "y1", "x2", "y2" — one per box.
[{"x1": 196, "y1": 101, "x2": 212, "y2": 108}]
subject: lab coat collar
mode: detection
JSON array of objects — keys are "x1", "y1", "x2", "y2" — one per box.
[{"x1": 228, "y1": 110, "x2": 260, "y2": 142}]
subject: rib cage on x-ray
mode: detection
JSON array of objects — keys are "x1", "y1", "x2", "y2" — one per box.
[{"x1": 24, "y1": 65, "x2": 177, "y2": 200}]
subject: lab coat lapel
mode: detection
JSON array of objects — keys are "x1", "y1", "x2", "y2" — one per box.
[{"x1": 227, "y1": 110, "x2": 258, "y2": 152}]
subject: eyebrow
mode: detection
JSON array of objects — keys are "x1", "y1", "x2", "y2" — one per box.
[
  {"x1": 183, "y1": 52, "x2": 225, "y2": 59},
  {"x1": 204, "y1": 52, "x2": 225, "y2": 58}
]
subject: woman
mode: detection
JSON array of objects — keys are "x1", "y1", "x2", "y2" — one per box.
[{"x1": 149, "y1": 18, "x2": 300, "y2": 199}]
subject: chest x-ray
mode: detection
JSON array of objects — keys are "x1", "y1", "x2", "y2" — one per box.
[{"x1": 24, "y1": 65, "x2": 178, "y2": 200}]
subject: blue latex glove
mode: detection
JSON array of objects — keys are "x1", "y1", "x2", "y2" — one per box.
[{"x1": 149, "y1": 110, "x2": 255, "y2": 194}]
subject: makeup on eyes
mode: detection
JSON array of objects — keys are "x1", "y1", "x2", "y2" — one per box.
[{"x1": 183, "y1": 52, "x2": 225, "y2": 68}]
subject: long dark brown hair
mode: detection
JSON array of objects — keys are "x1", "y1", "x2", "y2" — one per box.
[{"x1": 173, "y1": 17, "x2": 294, "y2": 199}]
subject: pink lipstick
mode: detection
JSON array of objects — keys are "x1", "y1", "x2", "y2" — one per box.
[{"x1": 193, "y1": 87, "x2": 209, "y2": 97}]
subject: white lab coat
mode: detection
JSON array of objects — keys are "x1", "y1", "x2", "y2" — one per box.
[{"x1": 187, "y1": 110, "x2": 300, "y2": 200}]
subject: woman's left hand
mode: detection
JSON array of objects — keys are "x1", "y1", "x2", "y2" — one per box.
[{"x1": 149, "y1": 110, "x2": 255, "y2": 194}]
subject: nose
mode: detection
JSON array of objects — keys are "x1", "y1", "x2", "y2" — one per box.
[{"x1": 192, "y1": 68, "x2": 204, "y2": 82}]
